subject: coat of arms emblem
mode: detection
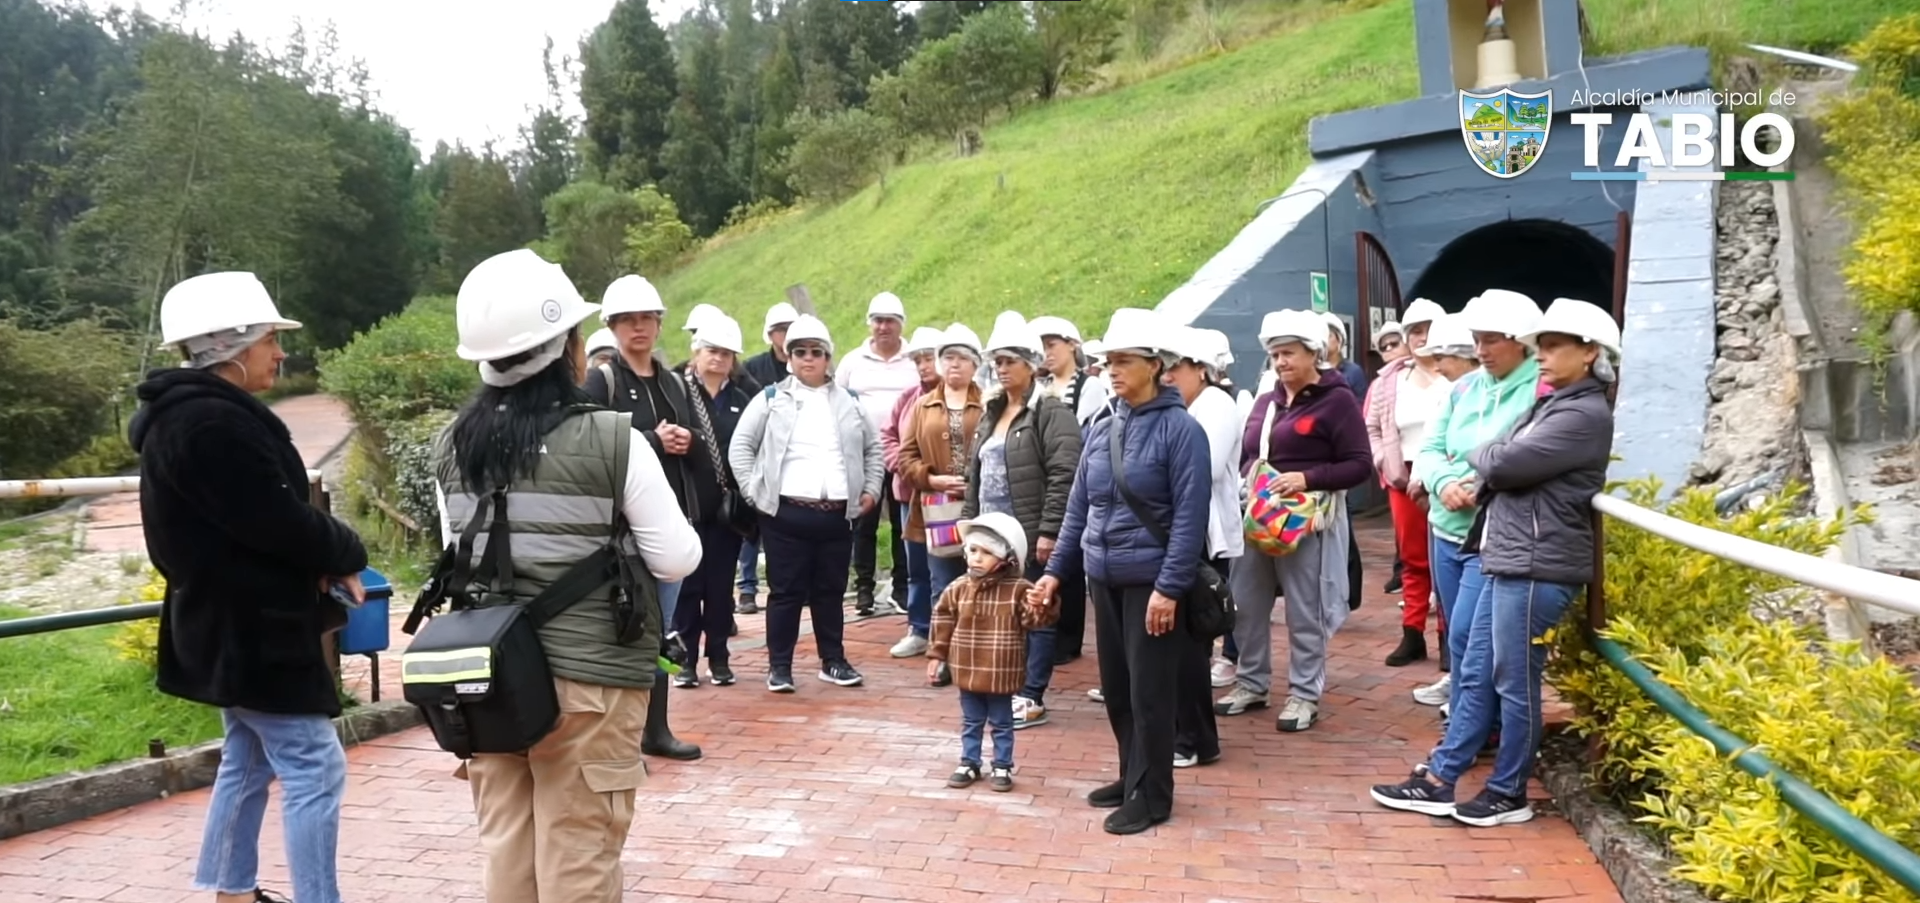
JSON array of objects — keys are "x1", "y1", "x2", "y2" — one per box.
[{"x1": 1460, "y1": 88, "x2": 1552, "y2": 178}]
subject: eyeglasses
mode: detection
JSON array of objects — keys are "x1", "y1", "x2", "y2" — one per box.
[{"x1": 790, "y1": 346, "x2": 829, "y2": 360}]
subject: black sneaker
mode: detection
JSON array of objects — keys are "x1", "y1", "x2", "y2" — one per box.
[
  {"x1": 988, "y1": 765, "x2": 1014, "y2": 792},
  {"x1": 1369, "y1": 767, "x2": 1456, "y2": 816},
  {"x1": 1452, "y1": 788, "x2": 1534, "y2": 827},
  {"x1": 734, "y1": 593, "x2": 759, "y2": 615},
  {"x1": 672, "y1": 669, "x2": 699, "y2": 689},
  {"x1": 819, "y1": 660, "x2": 863, "y2": 687},
  {"x1": 255, "y1": 891, "x2": 292, "y2": 903},
  {"x1": 767, "y1": 666, "x2": 796, "y2": 693},
  {"x1": 931, "y1": 662, "x2": 952, "y2": 687},
  {"x1": 1385, "y1": 573, "x2": 1403, "y2": 594},
  {"x1": 709, "y1": 662, "x2": 736, "y2": 686},
  {"x1": 854, "y1": 589, "x2": 877, "y2": 616},
  {"x1": 948, "y1": 763, "x2": 981, "y2": 788}
]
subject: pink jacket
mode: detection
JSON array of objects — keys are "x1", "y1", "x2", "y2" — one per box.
[
  {"x1": 882, "y1": 382, "x2": 932, "y2": 501},
  {"x1": 1364, "y1": 357, "x2": 1415, "y2": 490}
]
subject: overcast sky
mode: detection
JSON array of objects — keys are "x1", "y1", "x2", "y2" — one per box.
[{"x1": 85, "y1": 0, "x2": 702, "y2": 152}]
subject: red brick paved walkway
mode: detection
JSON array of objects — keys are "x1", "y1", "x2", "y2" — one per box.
[{"x1": 0, "y1": 521, "x2": 1620, "y2": 903}]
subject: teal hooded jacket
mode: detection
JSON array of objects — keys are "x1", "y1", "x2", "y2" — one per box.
[{"x1": 1414, "y1": 357, "x2": 1546, "y2": 543}]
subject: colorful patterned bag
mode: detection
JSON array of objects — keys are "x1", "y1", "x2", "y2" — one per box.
[
  {"x1": 921, "y1": 491, "x2": 967, "y2": 558},
  {"x1": 1242, "y1": 399, "x2": 1334, "y2": 557}
]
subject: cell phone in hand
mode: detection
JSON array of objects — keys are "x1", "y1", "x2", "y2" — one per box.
[{"x1": 327, "y1": 582, "x2": 361, "y2": 610}]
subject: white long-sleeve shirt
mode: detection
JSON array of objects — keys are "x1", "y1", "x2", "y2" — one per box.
[
  {"x1": 1186, "y1": 385, "x2": 1246, "y2": 560},
  {"x1": 834, "y1": 339, "x2": 921, "y2": 435},
  {"x1": 435, "y1": 438, "x2": 703, "y2": 582}
]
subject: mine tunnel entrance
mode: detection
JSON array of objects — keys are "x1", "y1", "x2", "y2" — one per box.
[{"x1": 1405, "y1": 218, "x2": 1616, "y2": 318}]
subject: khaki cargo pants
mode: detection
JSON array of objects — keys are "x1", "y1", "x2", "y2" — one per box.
[{"x1": 464, "y1": 677, "x2": 650, "y2": 903}]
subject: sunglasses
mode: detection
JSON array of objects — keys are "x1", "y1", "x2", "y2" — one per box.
[{"x1": 790, "y1": 346, "x2": 829, "y2": 360}]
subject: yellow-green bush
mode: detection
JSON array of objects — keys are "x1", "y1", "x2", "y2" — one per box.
[
  {"x1": 109, "y1": 567, "x2": 167, "y2": 670},
  {"x1": 1548, "y1": 479, "x2": 1920, "y2": 903},
  {"x1": 1822, "y1": 13, "x2": 1920, "y2": 320}
]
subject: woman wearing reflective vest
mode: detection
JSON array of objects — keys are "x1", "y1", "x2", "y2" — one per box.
[{"x1": 434, "y1": 250, "x2": 702, "y2": 903}]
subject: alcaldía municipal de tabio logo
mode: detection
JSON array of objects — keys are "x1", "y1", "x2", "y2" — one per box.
[{"x1": 1460, "y1": 88, "x2": 1552, "y2": 178}]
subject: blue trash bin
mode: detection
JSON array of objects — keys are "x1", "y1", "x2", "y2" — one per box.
[{"x1": 338, "y1": 567, "x2": 393, "y2": 656}]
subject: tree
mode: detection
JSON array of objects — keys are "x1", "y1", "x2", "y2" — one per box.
[
  {"x1": 622, "y1": 185, "x2": 694, "y2": 276},
  {"x1": 579, "y1": 0, "x2": 679, "y2": 190},
  {"x1": 914, "y1": 0, "x2": 990, "y2": 42},
  {"x1": 785, "y1": 107, "x2": 890, "y2": 202},
  {"x1": 870, "y1": 6, "x2": 1041, "y2": 149},
  {"x1": 788, "y1": 0, "x2": 911, "y2": 112},
  {"x1": 1031, "y1": 0, "x2": 1123, "y2": 100},
  {"x1": 284, "y1": 108, "x2": 421, "y2": 348},
  {"x1": 534, "y1": 181, "x2": 652, "y2": 295},
  {"x1": 515, "y1": 39, "x2": 580, "y2": 223},
  {"x1": 429, "y1": 148, "x2": 537, "y2": 293}
]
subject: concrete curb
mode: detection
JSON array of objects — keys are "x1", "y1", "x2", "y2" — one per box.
[
  {"x1": 1537, "y1": 734, "x2": 1714, "y2": 903},
  {"x1": 0, "y1": 700, "x2": 422, "y2": 841}
]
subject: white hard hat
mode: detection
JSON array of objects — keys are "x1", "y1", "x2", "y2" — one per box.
[
  {"x1": 1402, "y1": 297, "x2": 1446, "y2": 328},
  {"x1": 1257, "y1": 309, "x2": 1326, "y2": 351},
  {"x1": 1523, "y1": 298, "x2": 1622, "y2": 358},
  {"x1": 586, "y1": 327, "x2": 617, "y2": 354},
  {"x1": 1101, "y1": 308, "x2": 1171, "y2": 355},
  {"x1": 1083, "y1": 338, "x2": 1106, "y2": 358},
  {"x1": 693, "y1": 315, "x2": 745, "y2": 355},
  {"x1": 1198, "y1": 328, "x2": 1233, "y2": 371},
  {"x1": 455, "y1": 250, "x2": 599, "y2": 362},
  {"x1": 905, "y1": 326, "x2": 945, "y2": 356},
  {"x1": 783, "y1": 314, "x2": 834, "y2": 356},
  {"x1": 985, "y1": 311, "x2": 1041, "y2": 357},
  {"x1": 1165, "y1": 325, "x2": 1213, "y2": 367},
  {"x1": 599, "y1": 274, "x2": 666, "y2": 322},
  {"x1": 1458, "y1": 288, "x2": 1545, "y2": 346},
  {"x1": 866, "y1": 291, "x2": 906, "y2": 322},
  {"x1": 1028, "y1": 315, "x2": 1081, "y2": 344},
  {"x1": 763, "y1": 301, "x2": 799, "y2": 340},
  {"x1": 1416, "y1": 314, "x2": 1476, "y2": 358},
  {"x1": 684, "y1": 302, "x2": 724, "y2": 333},
  {"x1": 1375, "y1": 320, "x2": 1405, "y2": 350},
  {"x1": 939, "y1": 323, "x2": 983, "y2": 357},
  {"x1": 957, "y1": 512, "x2": 1027, "y2": 565},
  {"x1": 159, "y1": 272, "x2": 303, "y2": 348}
]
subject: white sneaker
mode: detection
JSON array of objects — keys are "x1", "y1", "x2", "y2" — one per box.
[
  {"x1": 1209, "y1": 657, "x2": 1237, "y2": 688},
  {"x1": 1412, "y1": 674, "x2": 1451, "y2": 707},
  {"x1": 1277, "y1": 696, "x2": 1318, "y2": 732},
  {"x1": 1214, "y1": 685, "x2": 1269, "y2": 716},
  {"x1": 889, "y1": 634, "x2": 929, "y2": 658},
  {"x1": 1087, "y1": 687, "x2": 1104, "y2": 702}
]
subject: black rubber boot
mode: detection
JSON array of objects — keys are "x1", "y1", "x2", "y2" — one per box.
[
  {"x1": 1437, "y1": 629, "x2": 1451, "y2": 672},
  {"x1": 641, "y1": 679, "x2": 702, "y2": 760},
  {"x1": 1384, "y1": 626, "x2": 1427, "y2": 667}
]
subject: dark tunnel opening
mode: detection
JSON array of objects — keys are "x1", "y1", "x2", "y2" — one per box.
[{"x1": 1404, "y1": 218, "x2": 1616, "y2": 319}]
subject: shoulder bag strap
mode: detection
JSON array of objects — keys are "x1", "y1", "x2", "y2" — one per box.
[
  {"x1": 598, "y1": 363, "x2": 617, "y2": 407},
  {"x1": 1258, "y1": 394, "x2": 1278, "y2": 462},
  {"x1": 683, "y1": 369, "x2": 732, "y2": 492},
  {"x1": 1108, "y1": 413, "x2": 1171, "y2": 550}
]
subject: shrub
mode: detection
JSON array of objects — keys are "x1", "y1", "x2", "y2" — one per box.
[
  {"x1": 110, "y1": 567, "x2": 167, "y2": 670},
  {"x1": 0, "y1": 318, "x2": 135, "y2": 479},
  {"x1": 1548, "y1": 479, "x2": 1920, "y2": 903},
  {"x1": 388, "y1": 410, "x2": 455, "y2": 542},
  {"x1": 1821, "y1": 13, "x2": 1920, "y2": 319},
  {"x1": 317, "y1": 296, "x2": 472, "y2": 432}
]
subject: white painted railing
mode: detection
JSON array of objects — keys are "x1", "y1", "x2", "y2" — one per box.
[
  {"x1": 0, "y1": 470, "x2": 325, "y2": 501},
  {"x1": 1593, "y1": 492, "x2": 1920, "y2": 618}
]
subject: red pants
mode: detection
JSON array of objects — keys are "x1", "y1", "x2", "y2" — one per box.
[{"x1": 1387, "y1": 482, "x2": 1439, "y2": 632}]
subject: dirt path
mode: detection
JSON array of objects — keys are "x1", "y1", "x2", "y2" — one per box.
[{"x1": 0, "y1": 394, "x2": 356, "y2": 615}]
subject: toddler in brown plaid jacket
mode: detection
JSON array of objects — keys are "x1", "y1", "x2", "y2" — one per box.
[{"x1": 927, "y1": 512, "x2": 1059, "y2": 792}]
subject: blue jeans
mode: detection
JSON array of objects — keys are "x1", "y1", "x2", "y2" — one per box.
[
  {"x1": 1426, "y1": 575, "x2": 1580, "y2": 796},
  {"x1": 194, "y1": 708, "x2": 348, "y2": 902},
  {"x1": 1429, "y1": 533, "x2": 1487, "y2": 710},
  {"x1": 655, "y1": 579, "x2": 682, "y2": 679},
  {"x1": 904, "y1": 539, "x2": 933, "y2": 638},
  {"x1": 959, "y1": 690, "x2": 1015, "y2": 768},
  {"x1": 736, "y1": 540, "x2": 758, "y2": 595},
  {"x1": 1019, "y1": 558, "x2": 1057, "y2": 702},
  {"x1": 928, "y1": 553, "x2": 966, "y2": 609}
]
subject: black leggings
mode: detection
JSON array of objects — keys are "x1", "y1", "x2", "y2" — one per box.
[{"x1": 1092, "y1": 579, "x2": 1199, "y2": 820}]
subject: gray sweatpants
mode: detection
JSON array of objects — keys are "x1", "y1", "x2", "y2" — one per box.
[{"x1": 1228, "y1": 505, "x2": 1353, "y2": 703}]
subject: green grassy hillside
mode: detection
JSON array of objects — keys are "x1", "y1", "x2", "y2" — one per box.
[{"x1": 652, "y1": 0, "x2": 1897, "y2": 353}]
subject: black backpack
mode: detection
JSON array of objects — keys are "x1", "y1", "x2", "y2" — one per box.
[{"x1": 401, "y1": 486, "x2": 652, "y2": 759}]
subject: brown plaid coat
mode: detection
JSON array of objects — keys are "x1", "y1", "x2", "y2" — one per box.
[{"x1": 928, "y1": 569, "x2": 1057, "y2": 695}]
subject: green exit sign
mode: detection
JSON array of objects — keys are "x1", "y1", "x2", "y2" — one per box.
[{"x1": 1309, "y1": 272, "x2": 1329, "y2": 312}]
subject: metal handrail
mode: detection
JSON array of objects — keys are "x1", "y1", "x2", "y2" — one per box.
[
  {"x1": 1592, "y1": 493, "x2": 1920, "y2": 616},
  {"x1": 0, "y1": 603, "x2": 161, "y2": 640},
  {"x1": 1587, "y1": 491, "x2": 1920, "y2": 896},
  {"x1": 0, "y1": 470, "x2": 325, "y2": 501}
]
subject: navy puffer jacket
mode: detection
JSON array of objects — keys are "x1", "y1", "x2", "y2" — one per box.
[{"x1": 1047, "y1": 385, "x2": 1212, "y2": 598}]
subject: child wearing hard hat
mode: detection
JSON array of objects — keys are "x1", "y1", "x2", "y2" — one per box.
[{"x1": 926, "y1": 513, "x2": 1058, "y2": 792}]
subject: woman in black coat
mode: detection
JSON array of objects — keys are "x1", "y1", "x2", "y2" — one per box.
[
  {"x1": 672, "y1": 316, "x2": 760, "y2": 688},
  {"x1": 130, "y1": 271, "x2": 367, "y2": 903}
]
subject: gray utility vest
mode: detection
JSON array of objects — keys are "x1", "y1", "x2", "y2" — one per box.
[{"x1": 436, "y1": 410, "x2": 661, "y2": 690}]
